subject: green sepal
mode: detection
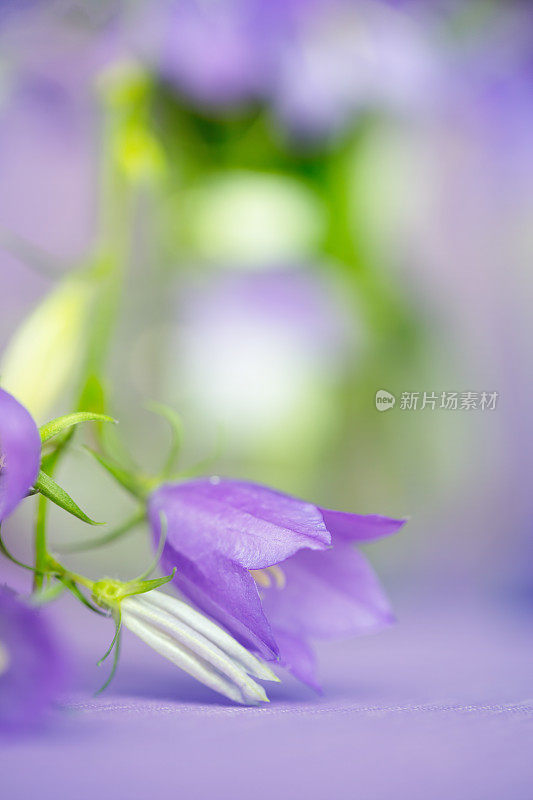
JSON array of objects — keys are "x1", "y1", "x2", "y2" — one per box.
[
  {"x1": 135, "y1": 510, "x2": 166, "y2": 580},
  {"x1": 0, "y1": 524, "x2": 37, "y2": 573},
  {"x1": 31, "y1": 580, "x2": 67, "y2": 606},
  {"x1": 95, "y1": 623, "x2": 122, "y2": 695},
  {"x1": 97, "y1": 609, "x2": 122, "y2": 666},
  {"x1": 122, "y1": 569, "x2": 177, "y2": 598},
  {"x1": 146, "y1": 402, "x2": 183, "y2": 477},
  {"x1": 91, "y1": 569, "x2": 176, "y2": 609},
  {"x1": 56, "y1": 509, "x2": 146, "y2": 554},
  {"x1": 40, "y1": 411, "x2": 116, "y2": 444},
  {"x1": 169, "y1": 425, "x2": 224, "y2": 481},
  {"x1": 84, "y1": 447, "x2": 151, "y2": 499},
  {"x1": 34, "y1": 471, "x2": 102, "y2": 526},
  {"x1": 63, "y1": 579, "x2": 107, "y2": 616}
]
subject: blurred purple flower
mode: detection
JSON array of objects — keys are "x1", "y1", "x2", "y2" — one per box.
[
  {"x1": 0, "y1": 0, "x2": 46, "y2": 26},
  {"x1": 149, "y1": 477, "x2": 405, "y2": 689},
  {"x1": 141, "y1": 0, "x2": 308, "y2": 109},
  {"x1": 142, "y1": 0, "x2": 434, "y2": 137},
  {"x1": 0, "y1": 388, "x2": 41, "y2": 523},
  {"x1": 0, "y1": 1, "x2": 124, "y2": 266},
  {"x1": 0, "y1": 586, "x2": 69, "y2": 731},
  {"x1": 273, "y1": 0, "x2": 435, "y2": 138},
  {"x1": 161, "y1": 267, "x2": 356, "y2": 450}
]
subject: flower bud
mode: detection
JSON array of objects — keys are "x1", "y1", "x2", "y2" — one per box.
[{"x1": 0, "y1": 276, "x2": 94, "y2": 422}]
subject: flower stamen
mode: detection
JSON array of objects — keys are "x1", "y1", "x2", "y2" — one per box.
[
  {"x1": 250, "y1": 569, "x2": 271, "y2": 588},
  {"x1": 267, "y1": 565, "x2": 286, "y2": 590},
  {"x1": 250, "y1": 566, "x2": 286, "y2": 590}
]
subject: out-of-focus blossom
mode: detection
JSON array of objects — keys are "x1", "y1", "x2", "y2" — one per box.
[
  {"x1": 183, "y1": 171, "x2": 325, "y2": 265},
  {"x1": 121, "y1": 589, "x2": 278, "y2": 704},
  {"x1": 0, "y1": 70, "x2": 96, "y2": 261},
  {"x1": 0, "y1": 8, "x2": 111, "y2": 355},
  {"x1": 149, "y1": 477, "x2": 405, "y2": 688},
  {"x1": 139, "y1": 0, "x2": 310, "y2": 109},
  {"x1": 0, "y1": 388, "x2": 41, "y2": 523},
  {"x1": 163, "y1": 268, "x2": 353, "y2": 449},
  {"x1": 0, "y1": 586, "x2": 69, "y2": 730},
  {"x1": 151, "y1": 0, "x2": 273, "y2": 108},
  {"x1": 0, "y1": 1, "x2": 131, "y2": 288},
  {"x1": 140, "y1": 0, "x2": 436, "y2": 137},
  {"x1": 0, "y1": 0, "x2": 46, "y2": 26},
  {"x1": 0, "y1": 5, "x2": 114, "y2": 261},
  {"x1": 273, "y1": 0, "x2": 435, "y2": 138}
]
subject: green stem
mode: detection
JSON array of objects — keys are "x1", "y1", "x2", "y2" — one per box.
[
  {"x1": 28, "y1": 83, "x2": 140, "y2": 588},
  {"x1": 33, "y1": 493, "x2": 49, "y2": 592}
]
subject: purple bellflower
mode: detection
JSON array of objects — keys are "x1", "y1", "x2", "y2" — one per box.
[
  {"x1": 139, "y1": 0, "x2": 434, "y2": 138},
  {"x1": 0, "y1": 388, "x2": 41, "y2": 523},
  {"x1": 143, "y1": 0, "x2": 310, "y2": 110},
  {"x1": 0, "y1": 586, "x2": 69, "y2": 731},
  {"x1": 149, "y1": 477, "x2": 405, "y2": 689}
]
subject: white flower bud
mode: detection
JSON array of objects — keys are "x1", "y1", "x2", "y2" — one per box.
[
  {"x1": 122, "y1": 591, "x2": 279, "y2": 705},
  {"x1": 0, "y1": 277, "x2": 94, "y2": 422}
]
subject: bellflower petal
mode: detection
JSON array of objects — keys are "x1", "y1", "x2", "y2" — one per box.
[
  {"x1": 158, "y1": 544, "x2": 279, "y2": 659},
  {"x1": 0, "y1": 388, "x2": 41, "y2": 522},
  {"x1": 150, "y1": 479, "x2": 331, "y2": 569},
  {"x1": 0, "y1": 586, "x2": 69, "y2": 730},
  {"x1": 261, "y1": 545, "x2": 395, "y2": 641},
  {"x1": 319, "y1": 507, "x2": 406, "y2": 542},
  {"x1": 273, "y1": 629, "x2": 321, "y2": 693}
]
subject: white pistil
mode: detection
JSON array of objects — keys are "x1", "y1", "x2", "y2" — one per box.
[{"x1": 121, "y1": 592, "x2": 278, "y2": 705}]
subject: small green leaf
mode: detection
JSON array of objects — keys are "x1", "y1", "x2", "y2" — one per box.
[
  {"x1": 34, "y1": 471, "x2": 102, "y2": 525},
  {"x1": 84, "y1": 447, "x2": 150, "y2": 499},
  {"x1": 77, "y1": 373, "x2": 107, "y2": 416},
  {"x1": 40, "y1": 412, "x2": 116, "y2": 444}
]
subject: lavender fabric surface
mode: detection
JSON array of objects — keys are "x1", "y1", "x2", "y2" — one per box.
[{"x1": 2, "y1": 593, "x2": 531, "y2": 799}]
